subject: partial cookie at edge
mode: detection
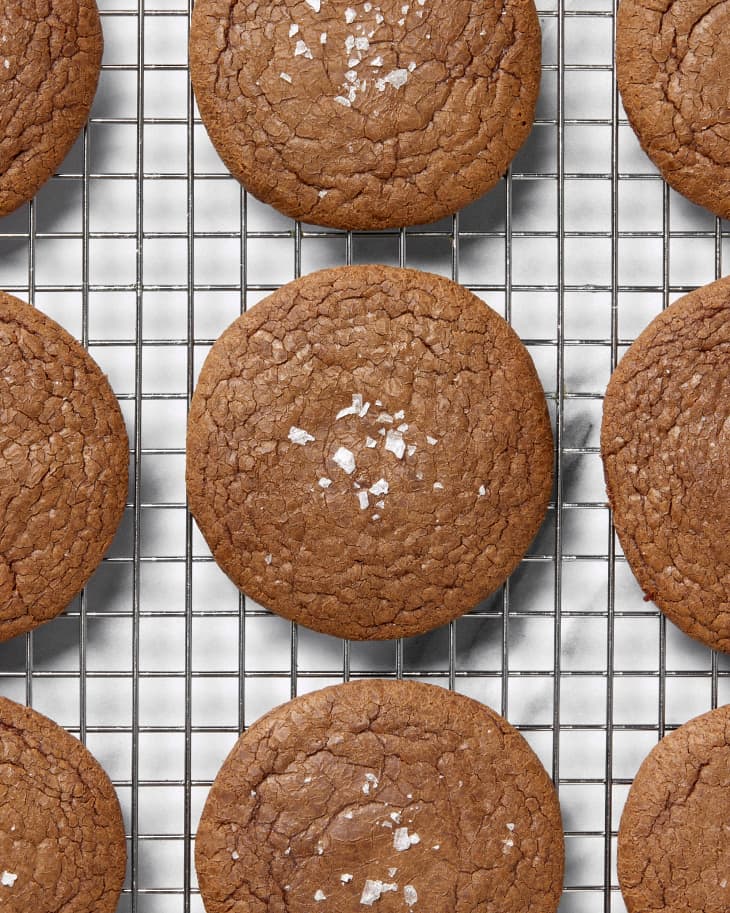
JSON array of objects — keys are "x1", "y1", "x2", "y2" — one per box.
[
  {"x1": 196, "y1": 679, "x2": 565, "y2": 913},
  {"x1": 0, "y1": 696, "x2": 126, "y2": 913},
  {"x1": 0, "y1": 0, "x2": 103, "y2": 216},
  {"x1": 189, "y1": 0, "x2": 541, "y2": 229},
  {"x1": 601, "y1": 275, "x2": 730, "y2": 651},
  {"x1": 0, "y1": 292, "x2": 129, "y2": 641}
]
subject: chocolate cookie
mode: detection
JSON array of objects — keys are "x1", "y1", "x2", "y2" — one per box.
[
  {"x1": 186, "y1": 266, "x2": 553, "y2": 640},
  {"x1": 617, "y1": 0, "x2": 730, "y2": 218},
  {"x1": 601, "y1": 277, "x2": 730, "y2": 652},
  {"x1": 0, "y1": 0, "x2": 103, "y2": 218},
  {"x1": 196, "y1": 679, "x2": 565, "y2": 913},
  {"x1": 189, "y1": 0, "x2": 541, "y2": 230},
  {"x1": 0, "y1": 292, "x2": 128, "y2": 641},
  {"x1": 618, "y1": 705, "x2": 730, "y2": 913},
  {"x1": 0, "y1": 696, "x2": 126, "y2": 913}
]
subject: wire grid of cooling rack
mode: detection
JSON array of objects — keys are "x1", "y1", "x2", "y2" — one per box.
[{"x1": 1, "y1": 1, "x2": 730, "y2": 911}]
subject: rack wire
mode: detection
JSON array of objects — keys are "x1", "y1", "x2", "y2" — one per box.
[{"x1": 0, "y1": 0, "x2": 729, "y2": 911}]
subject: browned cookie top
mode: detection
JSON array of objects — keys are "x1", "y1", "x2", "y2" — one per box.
[
  {"x1": 189, "y1": 0, "x2": 541, "y2": 230},
  {"x1": 601, "y1": 277, "x2": 730, "y2": 652},
  {"x1": 186, "y1": 266, "x2": 553, "y2": 640},
  {"x1": 0, "y1": 292, "x2": 128, "y2": 641},
  {"x1": 0, "y1": 0, "x2": 103, "y2": 218},
  {"x1": 196, "y1": 680, "x2": 565, "y2": 913},
  {"x1": 618, "y1": 705, "x2": 730, "y2": 913},
  {"x1": 0, "y1": 697, "x2": 126, "y2": 913},
  {"x1": 617, "y1": 0, "x2": 730, "y2": 218}
]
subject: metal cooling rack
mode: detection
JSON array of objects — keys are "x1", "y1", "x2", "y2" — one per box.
[{"x1": 0, "y1": 1, "x2": 729, "y2": 911}]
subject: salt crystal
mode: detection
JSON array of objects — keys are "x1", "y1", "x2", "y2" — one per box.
[
  {"x1": 357, "y1": 491, "x2": 370, "y2": 510},
  {"x1": 341, "y1": 873, "x2": 354, "y2": 883},
  {"x1": 288, "y1": 426, "x2": 315, "y2": 445},
  {"x1": 385, "y1": 429, "x2": 405, "y2": 459},
  {"x1": 280, "y1": 72, "x2": 293, "y2": 83},
  {"x1": 393, "y1": 827, "x2": 420, "y2": 851},
  {"x1": 360, "y1": 880, "x2": 397, "y2": 906},
  {"x1": 369, "y1": 478, "x2": 389, "y2": 496},
  {"x1": 370, "y1": 55, "x2": 384, "y2": 67},
  {"x1": 318, "y1": 477, "x2": 333, "y2": 488},
  {"x1": 333, "y1": 447, "x2": 356, "y2": 473},
  {"x1": 305, "y1": 0, "x2": 321, "y2": 10},
  {"x1": 336, "y1": 394, "x2": 365, "y2": 419},
  {"x1": 404, "y1": 885, "x2": 418, "y2": 906},
  {"x1": 433, "y1": 482, "x2": 444, "y2": 490},
  {"x1": 362, "y1": 772, "x2": 379, "y2": 794},
  {"x1": 294, "y1": 39, "x2": 313, "y2": 58},
  {"x1": 366, "y1": 437, "x2": 377, "y2": 448},
  {"x1": 289, "y1": 23, "x2": 299, "y2": 36},
  {"x1": 265, "y1": 554, "x2": 273, "y2": 565},
  {"x1": 345, "y1": 7, "x2": 357, "y2": 22},
  {"x1": 314, "y1": 889, "x2": 326, "y2": 901}
]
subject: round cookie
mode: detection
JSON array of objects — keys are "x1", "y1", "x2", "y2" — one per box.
[
  {"x1": 0, "y1": 292, "x2": 128, "y2": 641},
  {"x1": 0, "y1": 0, "x2": 103, "y2": 218},
  {"x1": 0, "y1": 696, "x2": 126, "y2": 913},
  {"x1": 196, "y1": 679, "x2": 565, "y2": 913},
  {"x1": 189, "y1": 0, "x2": 541, "y2": 230},
  {"x1": 617, "y1": 0, "x2": 730, "y2": 219},
  {"x1": 601, "y1": 276, "x2": 730, "y2": 652},
  {"x1": 186, "y1": 266, "x2": 553, "y2": 640},
  {"x1": 618, "y1": 705, "x2": 730, "y2": 913}
]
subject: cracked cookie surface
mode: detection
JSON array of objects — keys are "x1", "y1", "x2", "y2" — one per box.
[
  {"x1": 0, "y1": 0, "x2": 103, "y2": 217},
  {"x1": 189, "y1": 0, "x2": 541, "y2": 229},
  {"x1": 618, "y1": 705, "x2": 730, "y2": 913},
  {"x1": 601, "y1": 276, "x2": 730, "y2": 652},
  {"x1": 186, "y1": 266, "x2": 553, "y2": 640},
  {"x1": 0, "y1": 292, "x2": 128, "y2": 641},
  {"x1": 196, "y1": 679, "x2": 564, "y2": 913},
  {"x1": 617, "y1": 0, "x2": 730, "y2": 218},
  {"x1": 0, "y1": 696, "x2": 126, "y2": 913}
]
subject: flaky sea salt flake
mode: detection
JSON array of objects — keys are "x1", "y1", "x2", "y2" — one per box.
[
  {"x1": 333, "y1": 447, "x2": 356, "y2": 474},
  {"x1": 385, "y1": 429, "x2": 405, "y2": 459},
  {"x1": 369, "y1": 478, "x2": 389, "y2": 496},
  {"x1": 288, "y1": 426, "x2": 315, "y2": 445},
  {"x1": 360, "y1": 880, "x2": 398, "y2": 906}
]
